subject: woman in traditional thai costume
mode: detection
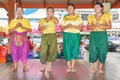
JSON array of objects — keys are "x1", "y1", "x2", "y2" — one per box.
[
  {"x1": 87, "y1": 2, "x2": 111, "y2": 73},
  {"x1": 8, "y1": 7, "x2": 31, "y2": 72},
  {"x1": 61, "y1": 3, "x2": 83, "y2": 72},
  {"x1": 38, "y1": 7, "x2": 59, "y2": 72}
]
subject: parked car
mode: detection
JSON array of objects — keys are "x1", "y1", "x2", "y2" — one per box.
[
  {"x1": 85, "y1": 41, "x2": 119, "y2": 52},
  {"x1": 108, "y1": 41, "x2": 119, "y2": 52}
]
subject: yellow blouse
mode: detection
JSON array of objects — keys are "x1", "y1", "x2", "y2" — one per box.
[
  {"x1": 8, "y1": 18, "x2": 31, "y2": 33},
  {"x1": 39, "y1": 18, "x2": 56, "y2": 34},
  {"x1": 61, "y1": 14, "x2": 83, "y2": 33},
  {"x1": 87, "y1": 13, "x2": 111, "y2": 31}
]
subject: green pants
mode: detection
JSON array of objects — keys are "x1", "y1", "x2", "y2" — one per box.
[
  {"x1": 63, "y1": 32, "x2": 80, "y2": 62},
  {"x1": 89, "y1": 31, "x2": 108, "y2": 64},
  {"x1": 40, "y1": 33, "x2": 57, "y2": 64}
]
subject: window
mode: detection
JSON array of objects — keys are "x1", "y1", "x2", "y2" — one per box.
[
  {"x1": 81, "y1": 14, "x2": 89, "y2": 21},
  {"x1": 112, "y1": 14, "x2": 119, "y2": 21}
]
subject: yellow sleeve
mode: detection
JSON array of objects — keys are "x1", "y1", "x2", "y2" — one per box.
[
  {"x1": 39, "y1": 18, "x2": 44, "y2": 27},
  {"x1": 61, "y1": 16, "x2": 66, "y2": 27},
  {"x1": 24, "y1": 19, "x2": 31, "y2": 29},
  {"x1": 87, "y1": 15, "x2": 92, "y2": 24},
  {"x1": 105, "y1": 13, "x2": 111, "y2": 22},
  {"x1": 61, "y1": 20, "x2": 65, "y2": 27},
  {"x1": 26, "y1": 20, "x2": 31, "y2": 29},
  {"x1": 77, "y1": 16, "x2": 83, "y2": 25},
  {"x1": 8, "y1": 19, "x2": 16, "y2": 30}
]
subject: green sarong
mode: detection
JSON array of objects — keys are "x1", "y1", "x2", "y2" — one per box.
[
  {"x1": 89, "y1": 31, "x2": 108, "y2": 64},
  {"x1": 63, "y1": 32, "x2": 80, "y2": 62},
  {"x1": 40, "y1": 33, "x2": 57, "y2": 64}
]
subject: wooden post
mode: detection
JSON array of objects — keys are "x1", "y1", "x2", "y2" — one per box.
[
  {"x1": 105, "y1": 0, "x2": 108, "y2": 2},
  {"x1": 102, "y1": 0, "x2": 105, "y2": 3},
  {"x1": 16, "y1": 0, "x2": 22, "y2": 7},
  {"x1": 0, "y1": 1, "x2": 8, "y2": 12},
  {"x1": 8, "y1": 0, "x2": 15, "y2": 54},
  {"x1": 115, "y1": 0, "x2": 118, "y2": 7},
  {"x1": 43, "y1": 0, "x2": 46, "y2": 8},
  {"x1": 67, "y1": 0, "x2": 70, "y2": 4},
  {"x1": 8, "y1": 0, "x2": 15, "y2": 23}
]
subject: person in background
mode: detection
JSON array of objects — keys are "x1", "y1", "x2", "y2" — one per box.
[
  {"x1": 87, "y1": 2, "x2": 111, "y2": 73},
  {"x1": 8, "y1": 7, "x2": 31, "y2": 72},
  {"x1": 57, "y1": 42, "x2": 63, "y2": 59},
  {"x1": 28, "y1": 36, "x2": 33, "y2": 53},
  {"x1": 61, "y1": 3, "x2": 83, "y2": 72},
  {"x1": 38, "y1": 7, "x2": 59, "y2": 72},
  {"x1": 33, "y1": 44, "x2": 39, "y2": 58}
]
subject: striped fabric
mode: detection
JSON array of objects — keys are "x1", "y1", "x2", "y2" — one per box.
[{"x1": 14, "y1": 34, "x2": 27, "y2": 46}]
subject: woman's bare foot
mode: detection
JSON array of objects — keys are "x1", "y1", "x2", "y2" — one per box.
[
  {"x1": 93, "y1": 62, "x2": 97, "y2": 74},
  {"x1": 98, "y1": 70, "x2": 104, "y2": 73},
  {"x1": 93, "y1": 69, "x2": 96, "y2": 74},
  {"x1": 98, "y1": 61, "x2": 104, "y2": 73},
  {"x1": 23, "y1": 63, "x2": 29, "y2": 72},
  {"x1": 46, "y1": 66, "x2": 52, "y2": 72},
  {"x1": 40, "y1": 65, "x2": 45, "y2": 72},
  {"x1": 71, "y1": 68, "x2": 76, "y2": 72},
  {"x1": 11, "y1": 63, "x2": 18, "y2": 72},
  {"x1": 67, "y1": 68, "x2": 71, "y2": 72},
  {"x1": 40, "y1": 68, "x2": 45, "y2": 72},
  {"x1": 23, "y1": 67, "x2": 29, "y2": 72},
  {"x1": 67, "y1": 61, "x2": 71, "y2": 72},
  {"x1": 11, "y1": 68, "x2": 17, "y2": 72}
]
